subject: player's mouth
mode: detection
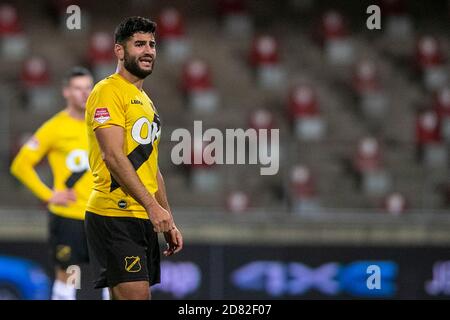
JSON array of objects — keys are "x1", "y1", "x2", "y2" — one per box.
[{"x1": 139, "y1": 57, "x2": 153, "y2": 68}]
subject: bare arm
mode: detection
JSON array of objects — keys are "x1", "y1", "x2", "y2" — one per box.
[
  {"x1": 155, "y1": 168, "x2": 171, "y2": 214},
  {"x1": 95, "y1": 125, "x2": 173, "y2": 232},
  {"x1": 156, "y1": 167, "x2": 183, "y2": 256}
]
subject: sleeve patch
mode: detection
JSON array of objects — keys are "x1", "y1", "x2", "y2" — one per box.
[
  {"x1": 94, "y1": 108, "x2": 111, "y2": 124},
  {"x1": 25, "y1": 136, "x2": 39, "y2": 150}
]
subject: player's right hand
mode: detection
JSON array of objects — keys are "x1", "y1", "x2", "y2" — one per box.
[
  {"x1": 48, "y1": 190, "x2": 76, "y2": 206},
  {"x1": 147, "y1": 205, "x2": 174, "y2": 233}
]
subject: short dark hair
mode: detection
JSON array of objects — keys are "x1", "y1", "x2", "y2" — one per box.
[
  {"x1": 62, "y1": 66, "x2": 92, "y2": 86},
  {"x1": 114, "y1": 16, "x2": 157, "y2": 45}
]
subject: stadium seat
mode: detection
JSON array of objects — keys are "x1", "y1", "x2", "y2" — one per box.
[
  {"x1": 433, "y1": 87, "x2": 450, "y2": 142},
  {"x1": 353, "y1": 137, "x2": 391, "y2": 197},
  {"x1": 249, "y1": 35, "x2": 285, "y2": 89},
  {"x1": 288, "y1": 84, "x2": 325, "y2": 140},
  {"x1": 290, "y1": 165, "x2": 321, "y2": 215},
  {"x1": 20, "y1": 56, "x2": 55, "y2": 113},
  {"x1": 88, "y1": 31, "x2": 116, "y2": 81},
  {"x1": 379, "y1": 0, "x2": 413, "y2": 40},
  {"x1": 217, "y1": 0, "x2": 253, "y2": 38},
  {"x1": 352, "y1": 59, "x2": 380, "y2": 95},
  {"x1": 354, "y1": 137, "x2": 382, "y2": 173},
  {"x1": 317, "y1": 10, "x2": 354, "y2": 65},
  {"x1": 181, "y1": 59, "x2": 219, "y2": 113},
  {"x1": 415, "y1": 109, "x2": 447, "y2": 168},
  {"x1": 1, "y1": 1, "x2": 448, "y2": 213},
  {"x1": 0, "y1": 3, "x2": 28, "y2": 60},
  {"x1": 157, "y1": 7, "x2": 190, "y2": 62},
  {"x1": 352, "y1": 59, "x2": 389, "y2": 121},
  {"x1": 414, "y1": 36, "x2": 448, "y2": 90},
  {"x1": 188, "y1": 137, "x2": 220, "y2": 193}
]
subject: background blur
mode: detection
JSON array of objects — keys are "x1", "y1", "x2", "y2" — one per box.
[{"x1": 0, "y1": 0, "x2": 449, "y2": 299}]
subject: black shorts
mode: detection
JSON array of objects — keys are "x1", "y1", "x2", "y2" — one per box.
[
  {"x1": 48, "y1": 212, "x2": 89, "y2": 270},
  {"x1": 84, "y1": 211, "x2": 161, "y2": 289}
]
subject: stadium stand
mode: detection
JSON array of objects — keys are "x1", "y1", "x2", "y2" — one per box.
[{"x1": 1, "y1": 0, "x2": 449, "y2": 216}]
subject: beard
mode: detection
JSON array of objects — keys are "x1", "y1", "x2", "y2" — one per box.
[{"x1": 123, "y1": 50, "x2": 155, "y2": 79}]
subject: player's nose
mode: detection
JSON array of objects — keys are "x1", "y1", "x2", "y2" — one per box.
[{"x1": 143, "y1": 44, "x2": 155, "y2": 56}]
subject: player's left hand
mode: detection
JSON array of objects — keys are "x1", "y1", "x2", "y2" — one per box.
[{"x1": 163, "y1": 226, "x2": 183, "y2": 256}]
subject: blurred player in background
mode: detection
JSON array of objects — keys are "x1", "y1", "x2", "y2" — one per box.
[
  {"x1": 10, "y1": 67, "x2": 108, "y2": 300},
  {"x1": 85, "y1": 16, "x2": 183, "y2": 300}
]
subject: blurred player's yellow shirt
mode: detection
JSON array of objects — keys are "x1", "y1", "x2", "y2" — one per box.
[
  {"x1": 85, "y1": 73, "x2": 161, "y2": 219},
  {"x1": 10, "y1": 110, "x2": 92, "y2": 220}
]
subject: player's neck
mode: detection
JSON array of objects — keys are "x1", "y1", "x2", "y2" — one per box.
[
  {"x1": 117, "y1": 67, "x2": 144, "y2": 91},
  {"x1": 66, "y1": 106, "x2": 85, "y2": 120}
]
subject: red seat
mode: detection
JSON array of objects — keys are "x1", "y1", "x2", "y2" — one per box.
[
  {"x1": 249, "y1": 35, "x2": 279, "y2": 68},
  {"x1": 0, "y1": 3, "x2": 28, "y2": 59},
  {"x1": 352, "y1": 59, "x2": 381, "y2": 95},
  {"x1": 189, "y1": 137, "x2": 220, "y2": 192},
  {"x1": 21, "y1": 56, "x2": 50, "y2": 88},
  {"x1": 416, "y1": 110, "x2": 441, "y2": 146},
  {"x1": 414, "y1": 36, "x2": 447, "y2": 90},
  {"x1": 288, "y1": 84, "x2": 319, "y2": 119},
  {"x1": 415, "y1": 36, "x2": 445, "y2": 71},
  {"x1": 0, "y1": 3, "x2": 21, "y2": 36},
  {"x1": 182, "y1": 59, "x2": 219, "y2": 112},
  {"x1": 353, "y1": 137, "x2": 382, "y2": 173},
  {"x1": 318, "y1": 10, "x2": 348, "y2": 44},
  {"x1": 217, "y1": 0, "x2": 252, "y2": 37},
  {"x1": 316, "y1": 10, "x2": 354, "y2": 65},
  {"x1": 352, "y1": 59, "x2": 389, "y2": 120},
  {"x1": 380, "y1": 0, "x2": 413, "y2": 39},
  {"x1": 290, "y1": 165, "x2": 316, "y2": 199},
  {"x1": 416, "y1": 109, "x2": 448, "y2": 167},
  {"x1": 157, "y1": 7, "x2": 185, "y2": 41},
  {"x1": 249, "y1": 35, "x2": 285, "y2": 88},
  {"x1": 182, "y1": 59, "x2": 213, "y2": 93},
  {"x1": 88, "y1": 31, "x2": 114, "y2": 64}
]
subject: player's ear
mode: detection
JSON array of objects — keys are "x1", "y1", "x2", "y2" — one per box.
[{"x1": 114, "y1": 43, "x2": 124, "y2": 61}]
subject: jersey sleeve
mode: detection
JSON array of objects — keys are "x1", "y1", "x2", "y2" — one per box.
[
  {"x1": 10, "y1": 121, "x2": 55, "y2": 202},
  {"x1": 87, "y1": 83, "x2": 126, "y2": 131}
]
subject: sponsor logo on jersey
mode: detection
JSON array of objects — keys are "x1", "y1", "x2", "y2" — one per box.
[
  {"x1": 94, "y1": 108, "x2": 111, "y2": 124},
  {"x1": 131, "y1": 99, "x2": 143, "y2": 105}
]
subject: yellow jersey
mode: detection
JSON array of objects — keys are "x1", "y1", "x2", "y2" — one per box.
[
  {"x1": 85, "y1": 73, "x2": 161, "y2": 219},
  {"x1": 10, "y1": 110, "x2": 92, "y2": 220}
]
